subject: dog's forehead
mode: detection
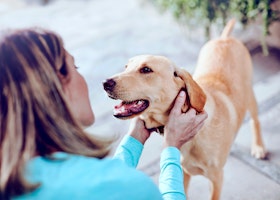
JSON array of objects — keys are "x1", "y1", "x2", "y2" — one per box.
[{"x1": 127, "y1": 55, "x2": 175, "y2": 70}]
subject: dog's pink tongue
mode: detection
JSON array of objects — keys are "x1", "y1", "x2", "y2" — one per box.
[{"x1": 113, "y1": 100, "x2": 147, "y2": 117}]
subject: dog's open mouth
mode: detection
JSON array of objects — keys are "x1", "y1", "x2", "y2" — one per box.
[{"x1": 113, "y1": 99, "x2": 149, "y2": 118}]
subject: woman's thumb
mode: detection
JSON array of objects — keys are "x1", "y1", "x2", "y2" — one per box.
[{"x1": 171, "y1": 91, "x2": 186, "y2": 114}]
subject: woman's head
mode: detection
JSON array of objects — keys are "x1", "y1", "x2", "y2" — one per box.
[{"x1": 0, "y1": 28, "x2": 110, "y2": 197}]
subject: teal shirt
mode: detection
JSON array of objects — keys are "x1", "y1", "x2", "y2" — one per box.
[{"x1": 14, "y1": 136, "x2": 186, "y2": 200}]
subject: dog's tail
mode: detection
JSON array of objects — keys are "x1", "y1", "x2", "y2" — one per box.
[{"x1": 221, "y1": 18, "x2": 236, "y2": 39}]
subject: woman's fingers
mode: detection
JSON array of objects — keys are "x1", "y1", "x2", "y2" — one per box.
[
  {"x1": 187, "y1": 111, "x2": 208, "y2": 134},
  {"x1": 164, "y1": 95, "x2": 208, "y2": 149},
  {"x1": 170, "y1": 91, "x2": 186, "y2": 115},
  {"x1": 128, "y1": 117, "x2": 151, "y2": 144}
]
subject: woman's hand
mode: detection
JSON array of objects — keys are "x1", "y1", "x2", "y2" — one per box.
[
  {"x1": 128, "y1": 117, "x2": 151, "y2": 145},
  {"x1": 163, "y1": 91, "x2": 208, "y2": 149}
]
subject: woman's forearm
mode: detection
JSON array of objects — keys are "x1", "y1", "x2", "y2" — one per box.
[
  {"x1": 159, "y1": 147, "x2": 186, "y2": 200},
  {"x1": 113, "y1": 135, "x2": 143, "y2": 168}
]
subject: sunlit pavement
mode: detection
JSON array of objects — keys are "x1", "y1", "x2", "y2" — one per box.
[{"x1": 1, "y1": 0, "x2": 280, "y2": 199}]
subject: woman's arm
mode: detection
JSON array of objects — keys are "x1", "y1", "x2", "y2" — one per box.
[
  {"x1": 113, "y1": 117, "x2": 151, "y2": 168},
  {"x1": 114, "y1": 136, "x2": 186, "y2": 200},
  {"x1": 113, "y1": 135, "x2": 143, "y2": 168},
  {"x1": 159, "y1": 147, "x2": 186, "y2": 200},
  {"x1": 159, "y1": 91, "x2": 208, "y2": 199}
]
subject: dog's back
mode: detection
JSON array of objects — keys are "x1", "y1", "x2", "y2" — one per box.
[{"x1": 194, "y1": 19, "x2": 253, "y2": 127}]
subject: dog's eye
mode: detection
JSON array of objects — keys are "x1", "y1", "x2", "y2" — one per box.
[
  {"x1": 140, "y1": 66, "x2": 153, "y2": 74},
  {"x1": 174, "y1": 71, "x2": 178, "y2": 77}
]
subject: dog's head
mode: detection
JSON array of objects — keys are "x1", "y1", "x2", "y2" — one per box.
[{"x1": 103, "y1": 55, "x2": 206, "y2": 130}]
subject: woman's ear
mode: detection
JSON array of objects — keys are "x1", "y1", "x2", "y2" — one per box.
[
  {"x1": 57, "y1": 62, "x2": 69, "y2": 85},
  {"x1": 175, "y1": 68, "x2": 206, "y2": 113}
]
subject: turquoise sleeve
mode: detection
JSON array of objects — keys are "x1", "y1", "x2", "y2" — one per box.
[
  {"x1": 159, "y1": 147, "x2": 186, "y2": 200},
  {"x1": 113, "y1": 135, "x2": 143, "y2": 168},
  {"x1": 114, "y1": 136, "x2": 186, "y2": 200}
]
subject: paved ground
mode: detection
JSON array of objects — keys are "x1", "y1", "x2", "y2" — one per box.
[{"x1": 1, "y1": 0, "x2": 280, "y2": 199}]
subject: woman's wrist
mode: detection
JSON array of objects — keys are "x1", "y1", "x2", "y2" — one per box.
[
  {"x1": 129, "y1": 133, "x2": 147, "y2": 145},
  {"x1": 162, "y1": 141, "x2": 181, "y2": 149},
  {"x1": 127, "y1": 118, "x2": 151, "y2": 145},
  {"x1": 163, "y1": 129, "x2": 183, "y2": 149}
]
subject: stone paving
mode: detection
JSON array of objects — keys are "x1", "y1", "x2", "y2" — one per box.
[{"x1": 1, "y1": 0, "x2": 280, "y2": 199}]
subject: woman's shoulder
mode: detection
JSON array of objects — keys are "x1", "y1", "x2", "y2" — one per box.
[{"x1": 20, "y1": 152, "x2": 162, "y2": 200}]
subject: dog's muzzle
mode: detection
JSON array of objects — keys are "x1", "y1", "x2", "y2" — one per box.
[{"x1": 103, "y1": 78, "x2": 116, "y2": 93}]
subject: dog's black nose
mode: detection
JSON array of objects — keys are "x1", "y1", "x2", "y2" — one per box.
[{"x1": 103, "y1": 78, "x2": 116, "y2": 92}]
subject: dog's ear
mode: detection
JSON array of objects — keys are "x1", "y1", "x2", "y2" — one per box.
[{"x1": 175, "y1": 68, "x2": 206, "y2": 113}]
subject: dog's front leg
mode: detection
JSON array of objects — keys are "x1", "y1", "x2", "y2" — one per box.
[
  {"x1": 208, "y1": 169, "x2": 223, "y2": 200},
  {"x1": 183, "y1": 171, "x2": 191, "y2": 198}
]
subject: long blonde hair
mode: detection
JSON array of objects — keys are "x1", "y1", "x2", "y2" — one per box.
[{"x1": 0, "y1": 28, "x2": 111, "y2": 198}]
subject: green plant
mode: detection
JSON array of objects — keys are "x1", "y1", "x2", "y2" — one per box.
[{"x1": 151, "y1": 0, "x2": 280, "y2": 55}]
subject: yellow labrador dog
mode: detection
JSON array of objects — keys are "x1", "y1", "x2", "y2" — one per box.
[{"x1": 103, "y1": 19, "x2": 266, "y2": 200}]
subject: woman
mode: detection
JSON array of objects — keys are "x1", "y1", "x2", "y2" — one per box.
[{"x1": 0, "y1": 28, "x2": 207, "y2": 200}]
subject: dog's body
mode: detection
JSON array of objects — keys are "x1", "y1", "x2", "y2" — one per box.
[{"x1": 103, "y1": 19, "x2": 266, "y2": 200}]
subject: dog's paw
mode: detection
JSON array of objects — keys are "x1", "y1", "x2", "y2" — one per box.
[{"x1": 251, "y1": 145, "x2": 266, "y2": 159}]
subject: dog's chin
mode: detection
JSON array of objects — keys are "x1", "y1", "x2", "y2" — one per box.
[
  {"x1": 113, "y1": 113, "x2": 140, "y2": 120},
  {"x1": 113, "y1": 99, "x2": 149, "y2": 120}
]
